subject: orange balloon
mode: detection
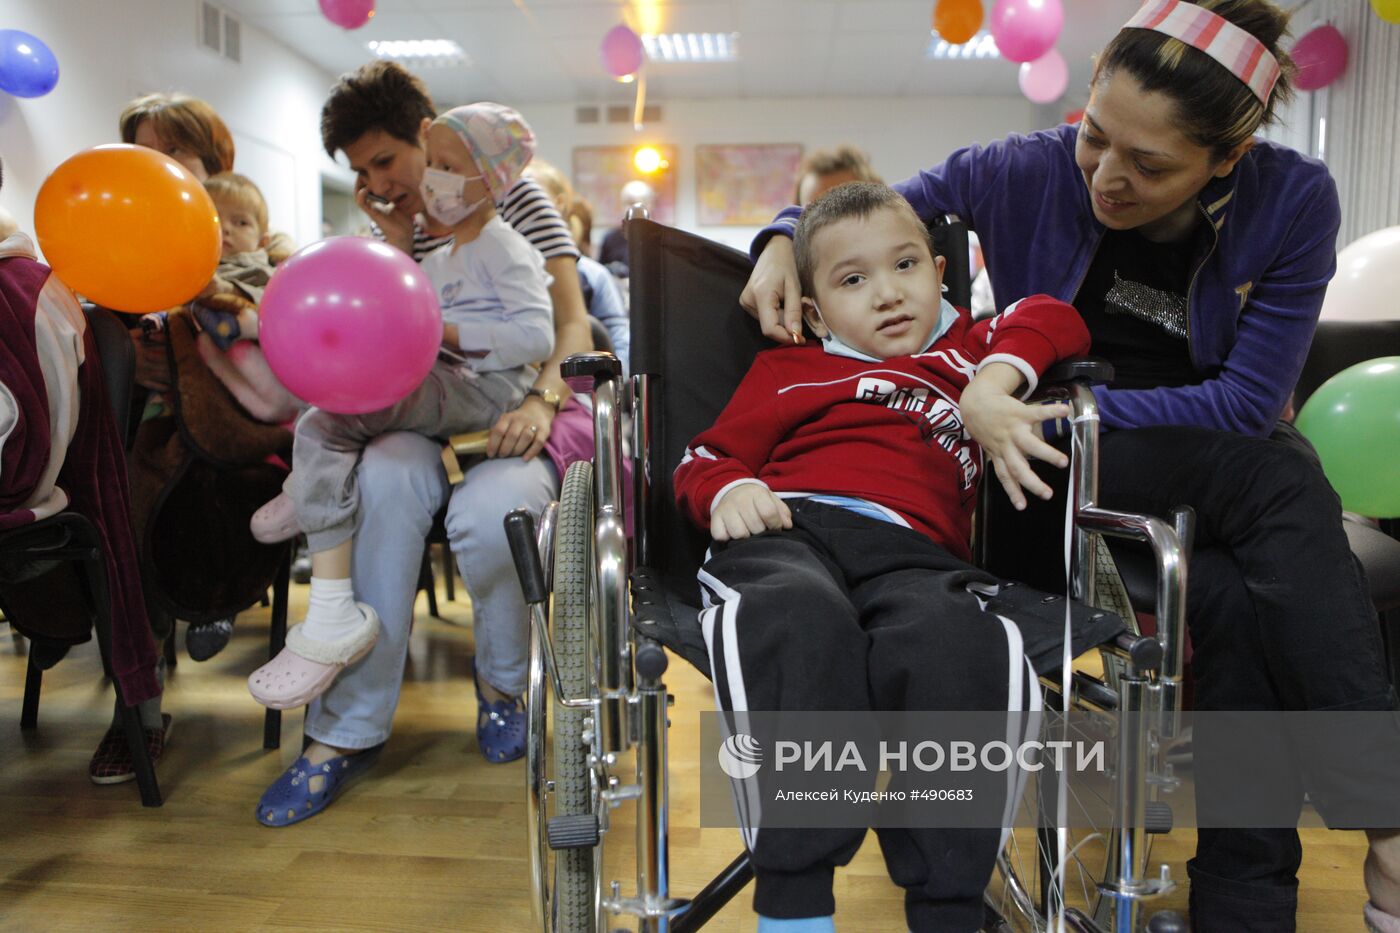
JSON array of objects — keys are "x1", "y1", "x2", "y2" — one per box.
[
  {"x1": 35, "y1": 144, "x2": 221, "y2": 313},
  {"x1": 933, "y1": 0, "x2": 984, "y2": 45}
]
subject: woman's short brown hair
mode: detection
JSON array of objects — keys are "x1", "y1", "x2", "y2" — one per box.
[
  {"x1": 1093, "y1": 0, "x2": 1295, "y2": 162},
  {"x1": 118, "y1": 93, "x2": 235, "y2": 176},
  {"x1": 320, "y1": 60, "x2": 436, "y2": 159}
]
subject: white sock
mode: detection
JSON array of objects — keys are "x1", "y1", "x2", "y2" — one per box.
[{"x1": 300, "y1": 576, "x2": 364, "y2": 644}]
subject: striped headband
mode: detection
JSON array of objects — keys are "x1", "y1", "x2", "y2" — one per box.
[{"x1": 1122, "y1": 0, "x2": 1281, "y2": 105}]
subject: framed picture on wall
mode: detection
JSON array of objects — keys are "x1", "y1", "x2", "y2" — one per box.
[
  {"x1": 696, "y1": 143, "x2": 804, "y2": 226},
  {"x1": 571, "y1": 145, "x2": 678, "y2": 230}
]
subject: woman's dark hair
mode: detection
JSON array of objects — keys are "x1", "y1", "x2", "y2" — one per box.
[
  {"x1": 1093, "y1": 0, "x2": 1295, "y2": 162},
  {"x1": 320, "y1": 60, "x2": 436, "y2": 158},
  {"x1": 118, "y1": 93, "x2": 236, "y2": 176}
]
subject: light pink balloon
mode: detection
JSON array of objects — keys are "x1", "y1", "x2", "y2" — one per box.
[
  {"x1": 990, "y1": 0, "x2": 1064, "y2": 64},
  {"x1": 259, "y1": 237, "x2": 442, "y2": 415},
  {"x1": 319, "y1": 0, "x2": 375, "y2": 30},
  {"x1": 601, "y1": 25, "x2": 644, "y2": 78},
  {"x1": 1019, "y1": 48, "x2": 1068, "y2": 104},
  {"x1": 1292, "y1": 24, "x2": 1348, "y2": 91}
]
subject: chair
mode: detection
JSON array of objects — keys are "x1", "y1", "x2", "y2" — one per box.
[
  {"x1": 504, "y1": 217, "x2": 1188, "y2": 932},
  {"x1": 1, "y1": 303, "x2": 161, "y2": 806},
  {"x1": 1294, "y1": 319, "x2": 1400, "y2": 672}
]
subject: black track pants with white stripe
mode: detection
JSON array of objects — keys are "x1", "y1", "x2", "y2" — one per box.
[{"x1": 698, "y1": 500, "x2": 1037, "y2": 933}]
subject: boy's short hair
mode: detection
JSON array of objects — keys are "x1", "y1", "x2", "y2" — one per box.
[
  {"x1": 119, "y1": 93, "x2": 236, "y2": 177},
  {"x1": 204, "y1": 172, "x2": 268, "y2": 234},
  {"x1": 793, "y1": 183, "x2": 935, "y2": 297},
  {"x1": 321, "y1": 60, "x2": 435, "y2": 159}
]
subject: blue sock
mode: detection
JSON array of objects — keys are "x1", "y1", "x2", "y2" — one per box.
[{"x1": 756, "y1": 916, "x2": 836, "y2": 933}]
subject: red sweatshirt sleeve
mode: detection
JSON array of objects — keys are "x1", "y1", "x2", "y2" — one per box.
[
  {"x1": 966, "y1": 294, "x2": 1090, "y2": 398},
  {"x1": 673, "y1": 354, "x2": 790, "y2": 531}
]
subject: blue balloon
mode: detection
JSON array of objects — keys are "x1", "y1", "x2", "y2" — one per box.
[{"x1": 0, "y1": 30, "x2": 58, "y2": 98}]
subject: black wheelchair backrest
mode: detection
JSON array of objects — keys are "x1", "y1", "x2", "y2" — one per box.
[{"x1": 626, "y1": 216, "x2": 972, "y2": 596}]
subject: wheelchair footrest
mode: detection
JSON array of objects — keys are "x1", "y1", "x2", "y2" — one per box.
[
  {"x1": 547, "y1": 813, "x2": 601, "y2": 850},
  {"x1": 1145, "y1": 801, "x2": 1173, "y2": 835}
]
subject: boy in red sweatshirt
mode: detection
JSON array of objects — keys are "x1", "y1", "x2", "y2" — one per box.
[{"x1": 673, "y1": 183, "x2": 1090, "y2": 933}]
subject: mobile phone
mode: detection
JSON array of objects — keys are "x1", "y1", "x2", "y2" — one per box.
[{"x1": 364, "y1": 191, "x2": 395, "y2": 214}]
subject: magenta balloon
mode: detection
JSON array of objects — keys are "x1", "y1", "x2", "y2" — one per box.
[
  {"x1": 1019, "y1": 48, "x2": 1068, "y2": 104},
  {"x1": 1292, "y1": 24, "x2": 1348, "y2": 91},
  {"x1": 318, "y1": 0, "x2": 375, "y2": 30},
  {"x1": 259, "y1": 237, "x2": 441, "y2": 415},
  {"x1": 601, "y1": 25, "x2": 645, "y2": 78},
  {"x1": 990, "y1": 0, "x2": 1064, "y2": 64}
]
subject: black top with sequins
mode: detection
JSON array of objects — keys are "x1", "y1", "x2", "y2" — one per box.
[{"x1": 1074, "y1": 227, "x2": 1207, "y2": 391}]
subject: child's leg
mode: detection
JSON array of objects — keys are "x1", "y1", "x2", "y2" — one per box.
[
  {"x1": 699, "y1": 528, "x2": 868, "y2": 922},
  {"x1": 840, "y1": 529, "x2": 1029, "y2": 933}
]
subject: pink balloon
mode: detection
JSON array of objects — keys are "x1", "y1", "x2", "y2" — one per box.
[
  {"x1": 1019, "y1": 48, "x2": 1068, "y2": 104},
  {"x1": 259, "y1": 237, "x2": 441, "y2": 415},
  {"x1": 319, "y1": 0, "x2": 375, "y2": 30},
  {"x1": 990, "y1": 0, "x2": 1064, "y2": 64},
  {"x1": 601, "y1": 25, "x2": 644, "y2": 78},
  {"x1": 1292, "y1": 24, "x2": 1348, "y2": 91}
]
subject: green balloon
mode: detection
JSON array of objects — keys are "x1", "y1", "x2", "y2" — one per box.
[{"x1": 1295, "y1": 356, "x2": 1400, "y2": 518}]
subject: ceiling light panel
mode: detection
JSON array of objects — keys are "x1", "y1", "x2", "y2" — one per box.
[
  {"x1": 367, "y1": 39, "x2": 470, "y2": 67},
  {"x1": 642, "y1": 32, "x2": 739, "y2": 63},
  {"x1": 926, "y1": 30, "x2": 1001, "y2": 61}
]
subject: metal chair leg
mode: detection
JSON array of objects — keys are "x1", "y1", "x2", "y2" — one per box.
[
  {"x1": 20, "y1": 654, "x2": 41, "y2": 730},
  {"x1": 418, "y1": 549, "x2": 439, "y2": 618},
  {"x1": 264, "y1": 551, "x2": 291, "y2": 750},
  {"x1": 116, "y1": 694, "x2": 162, "y2": 807},
  {"x1": 439, "y1": 543, "x2": 455, "y2": 602}
]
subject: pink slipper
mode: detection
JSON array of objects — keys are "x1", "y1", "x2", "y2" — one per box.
[
  {"x1": 1367, "y1": 903, "x2": 1400, "y2": 933},
  {"x1": 248, "y1": 605, "x2": 379, "y2": 710},
  {"x1": 251, "y1": 492, "x2": 300, "y2": 544}
]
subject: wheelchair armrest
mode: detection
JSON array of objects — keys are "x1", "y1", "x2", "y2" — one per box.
[{"x1": 1044, "y1": 356, "x2": 1114, "y2": 386}]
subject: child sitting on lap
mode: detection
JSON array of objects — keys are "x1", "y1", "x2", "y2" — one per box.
[
  {"x1": 247, "y1": 103, "x2": 553, "y2": 710},
  {"x1": 673, "y1": 183, "x2": 1089, "y2": 933}
]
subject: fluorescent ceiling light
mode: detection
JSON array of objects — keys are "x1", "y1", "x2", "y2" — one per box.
[
  {"x1": 366, "y1": 39, "x2": 470, "y2": 67},
  {"x1": 926, "y1": 30, "x2": 1001, "y2": 61},
  {"x1": 642, "y1": 32, "x2": 739, "y2": 63}
]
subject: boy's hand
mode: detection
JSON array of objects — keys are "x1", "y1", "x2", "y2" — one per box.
[
  {"x1": 961, "y1": 365, "x2": 1072, "y2": 512},
  {"x1": 711, "y1": 483, "x2": 792, "y2": 542}
]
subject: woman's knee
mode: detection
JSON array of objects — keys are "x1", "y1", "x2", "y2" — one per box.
[
  {"x1": 444, "y1": 457, "x2": 557, "y2": 559},
  {"x1": 356, "y1": 432, "x2": 448, "y2": 514}
]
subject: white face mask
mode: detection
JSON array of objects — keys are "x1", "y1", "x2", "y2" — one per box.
[{"x1": 420, "y1": 167, "x2": 489, "y2": 226}]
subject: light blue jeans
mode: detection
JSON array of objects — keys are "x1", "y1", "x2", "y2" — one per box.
[{"x1": 303, "y1": 431, "x2": 558, "y2": 750}]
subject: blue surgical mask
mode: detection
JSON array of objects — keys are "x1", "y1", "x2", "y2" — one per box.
[
  {"x1": 810, "y1": 297, "x2": 961, "y2": 362},
  {"x1": 420, "y1": 167, "x2": 490, "y2": 226}
]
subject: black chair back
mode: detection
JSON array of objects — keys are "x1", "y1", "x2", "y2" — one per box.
[
  {"x1": 1294, "y1": 319, "x2": 1400, "y2": 410},
  {"x1": 81, "y1": 303, "x2": 136, "y2": 446}
]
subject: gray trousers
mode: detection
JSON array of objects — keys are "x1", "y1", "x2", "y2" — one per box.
[
  {"x1": 303, "y1": 431, "x2": 558, "y2": 750},
  {"x1": 288, "y1": 360, "x2": 529, "y2": 553}
]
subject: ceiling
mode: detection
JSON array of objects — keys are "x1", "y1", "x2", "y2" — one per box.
[{"x1": 215, "y1": 0, "x2": 1157, "y2": 107}]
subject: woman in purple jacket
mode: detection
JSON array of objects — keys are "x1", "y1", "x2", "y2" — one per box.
[{"x1": 744, "y1": 1, "x2": 1400, "y2": 930}]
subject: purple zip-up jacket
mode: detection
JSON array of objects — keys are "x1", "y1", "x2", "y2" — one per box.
[{"x1": 755, "y1": 123, "x2": 1341, "y2": 436}]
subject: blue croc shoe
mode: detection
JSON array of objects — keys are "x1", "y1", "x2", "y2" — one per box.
[
  {"x1": 255, "y1": 744, "x2": 381, "y2": 827},
  {"x1": 474, "y1": 661, "x2": 527, "y2": 764}
]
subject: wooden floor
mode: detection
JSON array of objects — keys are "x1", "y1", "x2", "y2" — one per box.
[{"x1": 0, "y1": 560, "x2": 1369, "y2": 932}]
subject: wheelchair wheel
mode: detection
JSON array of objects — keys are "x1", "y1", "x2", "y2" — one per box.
[
  {"x1": 985, "y1": 708, "x2": 1126, "y2": 932},
  {"x1": 548, "y1": 460, "x2": 602, "y2": 932}
]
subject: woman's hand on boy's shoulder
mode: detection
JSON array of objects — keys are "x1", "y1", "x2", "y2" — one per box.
[{"x1": 711, "y1": 482, "x2": 792, "y2": 542}]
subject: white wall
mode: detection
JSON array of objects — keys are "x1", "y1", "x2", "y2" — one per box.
[
  {"x1": 525, "y1": 96, "x2": 1035, "y2": 252},
  {"x1": 0, "y1": 0, "x2": 349, "y2": 255}
]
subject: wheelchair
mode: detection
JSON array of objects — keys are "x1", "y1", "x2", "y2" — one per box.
[{"x1": 504, "y1": 213, "x2": 1191, "y2": 932}]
